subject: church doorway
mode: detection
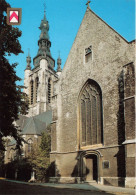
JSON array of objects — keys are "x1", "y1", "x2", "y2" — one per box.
[{"x1": 84, "y1": 154, "x2": 98, "y2": 182}]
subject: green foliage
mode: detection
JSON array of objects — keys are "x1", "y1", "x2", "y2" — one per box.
[
  {"x1": 0, "y1": 0, "x2": 29, "y2": 151},
  {"x1": 4, "y1": 131, "x2": 51, "y2": 181},
  {"x1": 40, "y1": 129, "x2": 51, "y2": 157},
  {"x1": 27, "y1": 131, "x2": 51, "y2": 182},
  {"x1": 0, "y1": 1, "x2": 22, "y2": 56},
  {"x1": 0, "y1": 150, "x2": 4, "y2": 167}
]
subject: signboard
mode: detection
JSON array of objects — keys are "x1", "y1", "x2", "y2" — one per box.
[{"x1": 7, "y1": 8, "x2": 22, "y2": 25}]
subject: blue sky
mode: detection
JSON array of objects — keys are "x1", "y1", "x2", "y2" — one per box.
[{"x1": 7, "y1": 0, "x2": 135, "y2": 85}]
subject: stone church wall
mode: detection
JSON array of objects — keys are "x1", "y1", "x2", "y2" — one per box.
[
  {"x1": 123, "y1": 61, "x2": 135, "y2": 188},
  {"x1": 50, "y1": 8, "x2": 135, "y2": 187},
  {"x1": 55, "y1": 9, "x2": 134, "y2": 152}
]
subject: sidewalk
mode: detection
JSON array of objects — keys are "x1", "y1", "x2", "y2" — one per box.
[
  {"x1": 0, "y1": 178, "x2": 135, "y2": 195},
  {"x1": 41, "y1": 182, "x2": 135, "y2": 195}
]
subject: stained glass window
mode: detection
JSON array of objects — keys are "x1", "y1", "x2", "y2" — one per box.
[{"x1": 80, "y1": 80, "x2": 103, "y2": 146}]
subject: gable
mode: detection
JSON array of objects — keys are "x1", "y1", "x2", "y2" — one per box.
[{"x1": 61, "y1": 7, "x2": 131, "y2": 80}]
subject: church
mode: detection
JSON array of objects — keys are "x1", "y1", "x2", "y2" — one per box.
[{"x1": 6, "y1": 2, "x2": 135, "y2": 188}]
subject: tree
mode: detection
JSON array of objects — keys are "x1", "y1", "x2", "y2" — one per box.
[
  {"x1": 0, "y1": 0, "x2": 29, "y2": 151},
  {"x1": 0, "y1": 149, "x2": 4, "y2": 176},
  {"x1": 28, "y1": 131, "x2": 51, "y2": 182},
  {"x1": 3, "y1": 131, "x2": 51, "y2": 181}
]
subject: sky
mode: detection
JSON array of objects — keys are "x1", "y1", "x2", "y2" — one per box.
[{"x1": 6, "y1": 0, "x2": 135, "y2": 86}]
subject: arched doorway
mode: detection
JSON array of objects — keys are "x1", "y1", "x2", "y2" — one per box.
[
  {"x1": 80, "y1": 150, "x2": 102, "y2": 183},
  {"x1": 85, "y1": 154, "x2": 98, "y2": 182}
]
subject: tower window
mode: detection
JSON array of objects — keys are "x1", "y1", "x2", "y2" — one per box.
[
  {"x1": 30, "y1": 80, "x2": 33, "y2": 105},
  {"x1": 79, "y1": 79, "x2": 103, "y2": 147},
  {"x1": 35, "y1": 77, "x2": 39, "y2": 102},
  {"x1": 85, "y1": 46, "x2": 92, "y2": 63},
  {"x1": 28, "y1": 139, "x2": 33, "y2": 153},
  {"x1": 48, "y1": 78, "x2": 51, "y2": 103}
]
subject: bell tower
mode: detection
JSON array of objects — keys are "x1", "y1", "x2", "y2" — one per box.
[
  {"x1": 33, "y1": 9, "x2": 55, "y2": 69},
  {"x1": 24, "y1": 8, "x2": 59, "y2": 117}
]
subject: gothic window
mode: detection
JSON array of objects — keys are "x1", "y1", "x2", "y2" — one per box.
[
  {"x1": 28, "y1": 139, "x2": 33, "y2": 153},
  {"x1": 35, "y1": 77, "x2": 39, "y2": 102},
  {"x1": 30, "y1": 80, "x2": 33, "y2": 105},
  {"x1": 48, "y1": 78, "x2": 51, "y2": 103},
  {"x1": 80, "y1": 80, "x2": 103, "y2": 147}
]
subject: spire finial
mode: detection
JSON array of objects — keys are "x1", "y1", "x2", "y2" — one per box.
[
  {"x1": 28, "y1": 48, "x2": 30, "y2": 57},
  {"x1": 57, "y1": 51, "x2": 62, "y2": 72},
  {"x1": 26, "y1": 48, "x2": 31, "y2": 70},
  {"x1": 44, "y1": 2, "x2": 46, "y2": 16},
  {"x1": 86, "y1": 0, "x2": 91, "y2": 8}
]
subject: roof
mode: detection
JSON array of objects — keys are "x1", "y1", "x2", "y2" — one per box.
[
  {"x1": 21, "y1": 110, "x2": 52, "y2": 135},
  {"x1": 7, "y1": 137, "x2": 16, "y2": 147},
  {"x1": 16, "y1": 115, "x2": 28, "y2": 130},
  {"x1": 21, "y1": 117, "x2": 46, "y2": 135},
  {"x1": 34, "y1": 110, "x2": 52, "y2": 126},
  {"x1": 7, "y1": 111, "x2": 52, "y2": 146}
]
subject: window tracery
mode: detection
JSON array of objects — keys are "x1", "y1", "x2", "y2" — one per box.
[
  {"x1": 80, "y1": 80, "x2": 103, "y2": 146},
  {"x1": 28, "y1": 139, "x2": 33, "y2": 153}
]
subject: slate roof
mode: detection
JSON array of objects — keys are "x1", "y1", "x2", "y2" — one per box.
[
  {"x1": 7, "y1": 111, "x2": 52, "y2": 146},
  {"x1": 21, "y1": 117, "x2": 46, "y2": 135},
  {"x1": 34, "y1": 110, "x2": 52, "y2": 127},
  {"x1": 16, "y1": 115, "x2": 28, "y2": 130},
  {"x1": 7, "y1": 138, "x2": 16, "y2": 146},
  {"x1": 20, "y1": 110, "x2": 52, "y2": 135}
]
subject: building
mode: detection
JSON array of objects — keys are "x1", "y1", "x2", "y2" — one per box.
[
  {"x1": 49, "y1": 5, "x2": 135, "y2": 188},
  {"x1": 5, "y1": 3, "x2": 135, "y2": 188},
  {"x1": 4, "y1": 9, "x2": 59, "y2": 165},
  {"x1": 5, "y1": 111, "x2": 52, "y2": 164}
]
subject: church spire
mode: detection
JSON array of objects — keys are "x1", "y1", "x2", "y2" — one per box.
[
  {"x1": 33, "y1": 6, "x2": 55, "y2": 69},
  {"x1": 43, "y1": 2, "x2": 46, "y2": 20},
  {"x1": 39, "y1": 8, "x2": 50, "y2": 41}
]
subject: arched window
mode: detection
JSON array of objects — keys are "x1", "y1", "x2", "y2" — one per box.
[
  {"x1": 30, "y1": 80, "x2": 33, "y2": 105},
  {"x1": 48, "y1": 78, "x2": 51, "y2": 103},
  {"x1": 28, "y1": 139, "x2": 33, "y2": 153},
  {"x1": 35, "y1": 77, "x2": 39, "y2": 102},
  {"x1": 79, "y1": 80, "x2": 103, "y2": 147}
]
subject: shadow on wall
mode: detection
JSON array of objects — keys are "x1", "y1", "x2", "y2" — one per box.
[
  {"x1": 71, "y1": 152, "x2": 80, "y2": 178},
  {"x1": 114, "y1": 71, "x2": 126, "y2": 187},
  {"x1": 49, "y1": 153, "x2": 90, "y2": 184},
  {"x1": 46, "y1": 161, "x2": 61, "y2": 183},
  {"x1": 71, "y1": 152, "x2": 90, "y2": 183}
]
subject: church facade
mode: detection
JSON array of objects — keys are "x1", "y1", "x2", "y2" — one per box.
[
  {"x1": 49, "y1": 7, "x2": 135, "y2": 188},
  {"x1": 5, "y1": 4, "x2": 135, "y2": 188}
]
